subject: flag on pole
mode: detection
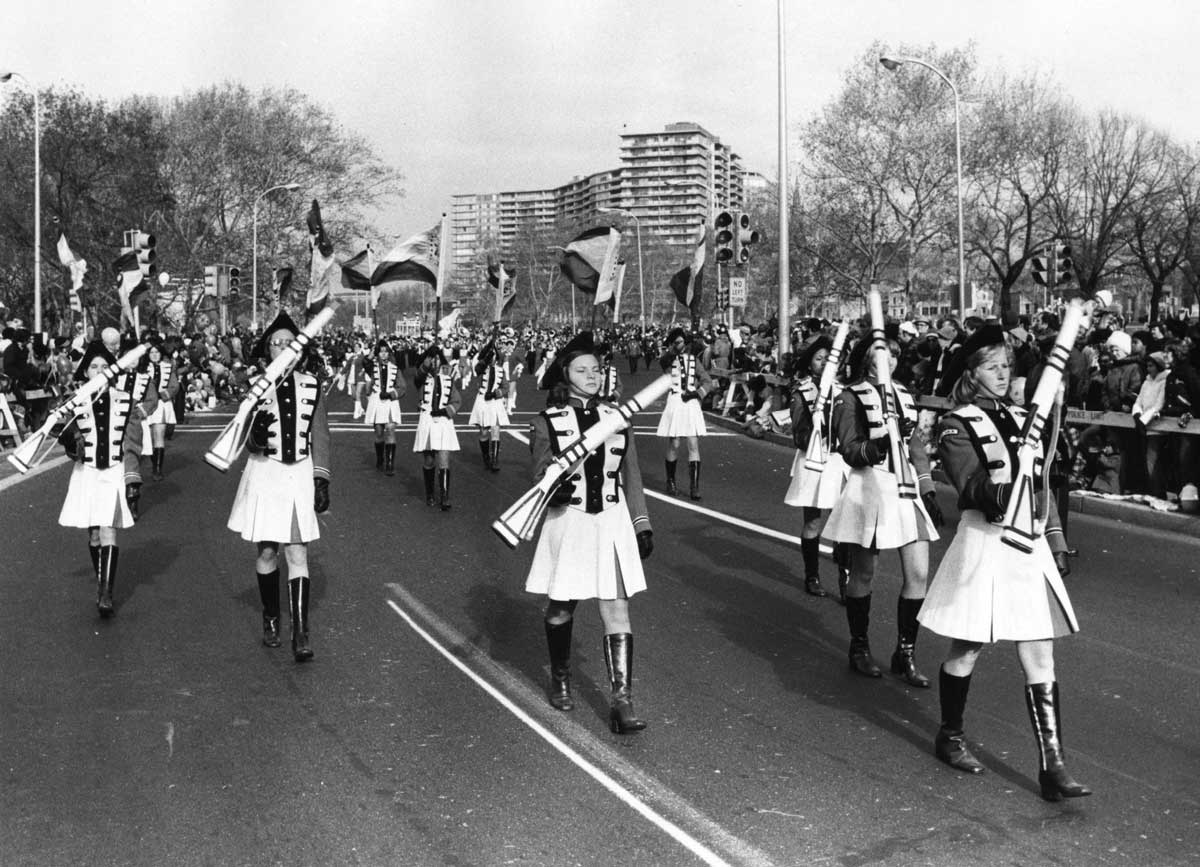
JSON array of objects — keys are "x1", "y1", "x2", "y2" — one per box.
[
  {"x1": 488, "y1": 258, "x2": 518, "y2": 314},
  {"x1": 559, "y1": 226, "x2": 621, "y2": 294},
  {"x1": 306, "y1": 200, "x2": 339, "y2": 316},
  {"x1": 594, "y1": 248, "x2": 623, "y2": 307},
  {"x1": 437, "y1": 307, "x2": 461, "y2": 337},
  {"x1": 436, "y1": 214, "x2": 450, "y2": 300},
  {"x1": 340, "y1": 248, "x2": 372, "y2": 291},
  {"x1": 372, "y1": 223, "x2": 441, "y2": 291},
  {"x1": 113, "y1": 250, "x2": 146, "y2": 325},
  {"x1": 273, "y1": 266, "x2": 294, "y2": 306},
  {"x1": 669, "y1": 223, "x2": 706, "y2": 313},
  {"x1": 57, "y1": 233, "x2": 87, "y2": 311},
  {"x1": 610, "y1": 260, "x2": 627, "y2": 317}
]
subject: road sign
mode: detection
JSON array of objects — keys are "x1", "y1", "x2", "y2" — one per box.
[{"x1": 728, "y1": 277, "x2": 747, "y2": 307}]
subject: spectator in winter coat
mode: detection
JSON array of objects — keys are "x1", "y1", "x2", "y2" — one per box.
[{"x1": 1134, "y1": 352, "x2": 1171, "y2": 498}]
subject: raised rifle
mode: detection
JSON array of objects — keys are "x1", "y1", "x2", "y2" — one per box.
[
  {"x1": 802, "y1": 319, "x2": 851, "y2": 475},
  {"x1": 7, "y1": 342, "x2": 150, "y2": 473},
  {"x1": 1001, "y1": 299, "x2": 1087, "y2": 552},
  {"x1": 493, "y1": 374, "x2": 671, "y2": 548},
  {"x1": 868, "y1": 288, "x2": 917, "y2": 499},
  {"x1": 204, "y1": 307, "x2": 335, "y2": 472}
]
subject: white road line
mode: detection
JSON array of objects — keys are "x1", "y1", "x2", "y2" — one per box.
[
  {"x1": 503, "y1": 429, "x2": 798, "y2": 545},
  {"x1": 0, "y1": 455, "x2": 70, "y2": 492},
  {"x1": 384, "y1": 585, "x2": 776, "y2": 867}
]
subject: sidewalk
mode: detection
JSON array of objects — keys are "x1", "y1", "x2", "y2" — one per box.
[{"x1": 703, "y1": 409, "x2": 1199, "y2": 536}]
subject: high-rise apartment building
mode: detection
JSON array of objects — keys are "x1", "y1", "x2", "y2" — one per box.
[{"x1": 450, "y1": 122, "x2": 747, "y2": 290}]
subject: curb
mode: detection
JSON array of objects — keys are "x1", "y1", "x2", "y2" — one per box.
[{"x1": 703, "y1": 409, "x2": 1194, "y2": 533}]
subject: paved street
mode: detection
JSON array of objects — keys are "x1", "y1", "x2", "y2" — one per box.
[{"x1": 2, "y1": 369, "x2": 1199, "y2": 867}]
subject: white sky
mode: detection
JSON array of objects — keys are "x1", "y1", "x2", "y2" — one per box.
[{"x1": 6, "y1": 0, "x2": 1198, "y2": 236}]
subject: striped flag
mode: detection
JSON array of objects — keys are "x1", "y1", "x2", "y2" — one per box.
[
  {"x1": 306, "y1": 200, "x2": 339, "y2": 316},
  {"x1": 669, "y1": 223, "x2": 706, "y2": 313},
  {"x1": 372, "y1": 224, "x2": 441, "y2": 291},
  {"x1": 57, "y1": 234, "x2": 87, "y2": 311},
  {"x1": 560, "y1": 226, "x2": 621, "y2": 294}
]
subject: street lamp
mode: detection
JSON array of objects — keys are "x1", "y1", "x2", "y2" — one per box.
[
  {"x1": 880, "y1": 55, "x2": 966, "y2": 317},
  {"x1": 2, "y1": 71, "x2": 41, "y2": 333},
  {"x1": 252, "y1": 182, "x2": 301, "y2": 328},
  {"x1": 597, "y1": 206, "x2": 645, "y2": 329}
]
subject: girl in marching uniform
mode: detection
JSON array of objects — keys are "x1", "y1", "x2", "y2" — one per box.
[
  {"x1": 526, "y1": 332, "x2": 655, "y2": 733},
  {"x1": 822, "y1": 336, "x2": 944, "y2": 685},
  {"x1": 655, "y1": 327, "x2": 712, "y2": 500},
  {"x1": 57, "y1": 341, "x2": 136, "y2": 618},
  {"x1": 363, "y1": 339, "x2": 406, "y2": 476},
  {"x1": 468, "y1": 337, "x2": 509, "y2": 472},
  {"x1": 142, "y1": 340, "x2": 179, "y2": 481},
  {"x1": 412, "y1": 344, "x2": 461, "y2": 511},
  {"x1": 920, "y1": 325, "x2": 1089, "y2": 801},
  {"x1": 783, "y1": 334, "x2": 848, "y2": 597},
  {"x1": 227, "y1": 313, "x2": 332, "y2": 662}
]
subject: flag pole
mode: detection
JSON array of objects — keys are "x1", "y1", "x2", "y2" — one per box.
[
  {"x1": 436, "y1": 213, "x2": 449, "y2": 327},
  {"x1": 368, "y1": 243, "x2": 377, "y2": 338}
]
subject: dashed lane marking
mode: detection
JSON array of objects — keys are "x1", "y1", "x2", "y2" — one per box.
[{"x1": 384, "y1": 583, "x2": 777, "y2": 867}]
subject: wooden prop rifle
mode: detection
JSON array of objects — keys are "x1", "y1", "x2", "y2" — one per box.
[
  {"x1": 1001, "y1": 298, "x2": 1088, "y2": 552},
  {"x1": 802, "y1": 319, "x2": 851, "y2": 475},
  {"x1": 493, "y1": 374, "x2": 671, "y2": 548},
  {"x1": 204, "y1": 306, "x2": 335, "y2": 472},
  {"x1": 868, "y1": 288, "x2": 917, "y2": 499},
  {"x1": 7, "y1": 342, "x2": 150, "y2": 473}
]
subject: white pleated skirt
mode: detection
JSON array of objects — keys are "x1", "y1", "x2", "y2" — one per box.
[
  {"x1": 227, "y1": 454, "x2": 320, "y2": 543},
  {"x1": 919, "y1": 510, "x2": 1079, "y2": 643},
  {"x1": 145, "y1": 400, "x2": 176, "y2": 425},
  {"x1": 821, "y1": 466, "x2": 938, "y2": 549},
  {"x1": 364, "y1": 395, "x2": 402, "y2": 425},
  {"x1": 412, "y1": 414, "x2": 460, "y2": 452},
  {"x1": 784, "y1": 448, "x2": 848, "y2": 509},
  {"x1": 655, "y1": 394, "x2": 707, "y2": 438},
  {"x1": 525, "y1": 501, "x2": 646, "y2": 600},
  {"x1": 468, "y1": 395, "x2": 509, "y2": 428},
  {"x1": 59, "y1": 462, "x2": 134, "y2": 529}
]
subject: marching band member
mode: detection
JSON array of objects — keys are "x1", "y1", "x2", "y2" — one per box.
[
  {"x1": 102, "y1": 328, "x2": 158, "y2": 520},
  {"x1": 821, "y1": 335, "x2": 943, "y2": 685},
  {"x1": 142, "y1": 340, "x2": 179, "y2": 481},
  {"x1": 920, "y1": 325, "x2": 1089, "y2": 800},
  {"x1": 597, "y1": 341, "x2": 622, "y2": 403},
  {"x1": 469, "y1": 336, "x2": 510, "y2": 472},
  {"x1": 364, "y1": 339, "x2": 406, "y2": 477},
  {"x1": 656, "y1": 327, "x2": 711, "y2": 500},
  {"x1": 412, "y1": 344, "x2": 461, "y2": 511},
  {"x1": 226, "y1": 312, "x2": 331, "y2": 662},
  {"x1": 525, "y1": 332, "x2": 654, "y2": 733},
  {"x1": 57, "y1": 341, "x2": 136, "y2": 617},
  {"x1": 783, "y1": 334, "x2": 847, "y2": 597}
]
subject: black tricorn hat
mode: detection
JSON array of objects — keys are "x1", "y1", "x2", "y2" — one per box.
[
  {"x1": 251, "y1": 311, "x2": 301, "y2": 360},
  {"x1": 540, "y1": 331, "x2": 597, "y2": 391},
  {"x1": 935, "y1": 323, "x2": 1005, "y2": 397},
  {"x1": 73, "y1": 340, "x2": 118, "y2": 382},
  {"x1": 793, "y1": 334, "x2": 832, "y2": 377},
  {"x1": 421, "y1": 343, "x2": 448, "y2": 366}
]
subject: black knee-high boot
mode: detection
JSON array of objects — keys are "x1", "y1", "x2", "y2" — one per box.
[
  {"x1": 800, "y1": 537, "x2": 827, "y2": 596},
  {"x1": 834, "y1": 543, "x2": 851, "y2": 605},
  {"x1": 257, "y1": 569, "x2": 281, "y2": 647},
  {"x1": 479, "y1": 439, "x2": 490, "y2": 469},
  {"x1": 1025, "y1": 682, "x2": 1091, "y2": 801},
  {"x1": 423, "y1": 467, "x2": 436, "y2": 506},
  {"x1": 544, "y1": 618, "x2": 574, "y2": 711},
  {"x1": 89, "y1": 543, "x2": 100, "y2": 577},
  {"x1": 845, "y1": 594, "x2": 881, "y2": 677},
  {"x1": 438, "y1": 468, "x2": 452, "y2": 511},
  {"x1": 665, "y1": 460, "x2": 678, "y2": 496},
  {"x1": 891, "y1": 597, "x2": 930, "y2": 687},
  {"x1": 375, "y1": 441, "x2": 385, "y2": 470},
  {"x1": 288, "y1": 577, "x2": 313, "y2": 662},
  {"x1": 489, "y1": 439, "x2": 501, "y2": 472},
  {"x1": 97, "y1": 545, "x2": 119, "y2": 618},
  {"x1": 688, "y1": 460, "x2": 701, "y2": 500},
  {"x1": 935, "y1": 666, "x2": 986, "y2": 774},
  {"x1": 604, "y1": 633, "x2": 646, "y2": 733},
  {"x1": 384, "y1": 443, "x2": 396, "y2": 476},
  {"x1": 151, "y1": 447, "x2": 164, "y2": 481}
]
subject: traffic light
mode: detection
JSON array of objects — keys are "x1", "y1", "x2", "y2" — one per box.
[
  {"x1": 714, "y1": 211, "x2": 734, "y2": 264},
  {"x1": 1030, "y1": 250, "x2": 1048, "y2": 286},
  {"x1": 1056, "y1": 244, "x2": 1074, "y2": 285},
  {"x1": 227, "y1": 266, "x2": 241, "y2": 297},
  {"x1": 735, "y1": 213, "x2": 759, "y2": 265},
  {"x1": 131, "y1": 231, "x2": 156, "y2": 279},
  {"x1": 204, "y1": 265, "x2": 219, "y2": 296}
]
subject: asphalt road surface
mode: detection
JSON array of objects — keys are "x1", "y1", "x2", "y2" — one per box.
[{"x1": 2, "y1": 367, "x2": 1198, "y2": 866}]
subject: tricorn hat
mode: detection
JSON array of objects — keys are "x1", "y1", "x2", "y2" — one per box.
[
  {"x1": 73, "y1": 340, "x2": 117, "y2": 382},
  {"x1": 251, "y1": 311, "x2": 301, "y2": 360},
  {"x1": 540, "y1": 331, "x2": 597, "y2": 391},
  {"x1": 935, "y1": 323, "x2": 1005, "y2": 397}
]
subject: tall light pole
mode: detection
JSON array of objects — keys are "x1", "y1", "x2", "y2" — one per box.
[
  {"x1": 597, "y1": 207, "x2": 645, "y2": 329},
  {"x1": 880, "y1": 54, "x2": 966, "y2": 317},
  {"x1": 252, "y1": 182, "x2": 301, "y2": 328},
  {"x1": 776, "y1": 0, "x2": 789, "y2": 362},
  {"x1": 2, "y1": 71, "x2": 41, "y2": 333}
]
